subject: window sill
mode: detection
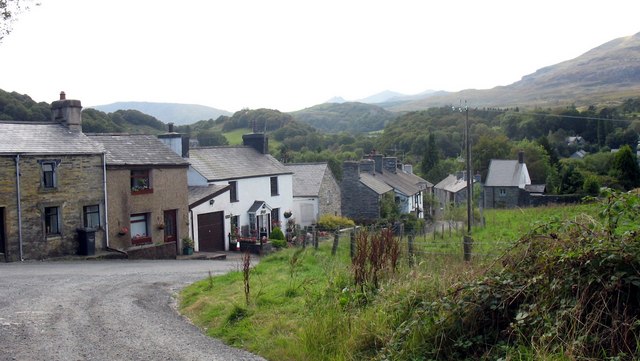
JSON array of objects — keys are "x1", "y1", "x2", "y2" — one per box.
[
  {"x1": 131, "y1": 188, "x2": 154, "y2": 195},
  {"x1": 132, "y1": 236, "x2": 152, "y2": 245}
]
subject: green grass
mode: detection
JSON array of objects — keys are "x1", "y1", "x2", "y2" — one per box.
[{"x1": 180, "y1": 202, "x2": 601, "y2": 360}]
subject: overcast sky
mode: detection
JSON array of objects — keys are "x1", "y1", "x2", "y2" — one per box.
[{"x1": 1, "y1": 0, "x2": 639, "y2": 113}]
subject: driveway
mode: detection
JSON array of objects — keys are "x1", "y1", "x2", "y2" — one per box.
[{"x1": 0, "y1": 257, "x2": 266, "y2": 361}]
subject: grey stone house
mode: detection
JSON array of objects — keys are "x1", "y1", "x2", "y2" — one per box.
[
  {"x1": 340, "y1": 160, "x2": 393, "y2": 223},
  {"x1": 284, "y1": 162, "x2": 341, "y2": 227},
  {"x1": 483, "y1": 152, "x2": 533, "y2": 208},
  {"x1": 433, "y1": 173, "x2": 474, "y2": 216},
  {"x1": 0, "y1": 94, "x2": 106, "y2": 261}
]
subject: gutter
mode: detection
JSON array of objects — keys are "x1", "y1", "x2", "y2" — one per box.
[{"x1": 15, "y1": 154, "x2": 23, "y2": 261}]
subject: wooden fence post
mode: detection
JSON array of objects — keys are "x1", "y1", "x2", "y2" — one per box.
[
  {"x1": 314, "y1": 226, "x2": 319, "y2": 250},
  {"x1": 331, "y1": 228, "x2": 340, "y2": 256},
  {"x1": 408, "y1": 233, "x2": 415, "y2": 267},
  {"x1": 350, "y1": 227, "x2": 355, "y2": 260},
  {"x1": 463, "y1": 235, "x2": 473, "y2": 262}
]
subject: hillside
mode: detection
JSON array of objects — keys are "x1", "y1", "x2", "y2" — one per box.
[
  {"x1": 90, "y1": 102, "x2": 231, "y2": 125},
  {"x1": 390, "y1": 32, "x2": 640, "y2": 111},
  {"x1": 290, "y1": 102, "x2": 396, "y2": 133}
]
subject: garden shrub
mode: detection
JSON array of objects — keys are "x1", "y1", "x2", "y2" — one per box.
[
  {"x1": 317, "y1": 214, "x2": 355, "y2": 231},
  {"x1": 271, "y1": 226, "x2": 285, "y2": 240}
]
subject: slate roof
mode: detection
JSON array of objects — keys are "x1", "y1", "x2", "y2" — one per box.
[
  {"x1": 285, "y1": 163, "x2": 331, "y2": 197},
  {"x1": 188, "y1": 184, "x2": 230, "y2": 208},
  {"x1": 360, "y1": 173, "x2": 393, "y2": 195},
  {"x1": 484, "y1": 160, "x2": 531, "y2": 188},
  {"x1": 189, "y1": 146, "x2": 292, "y2": 181},
  {"x1": 0, "y1": 122, "x2": 103, "y2": 155},
  {"x1": 88, "y1": 134, "x2": 189, "y2": 166},
  {"x1": 374, "y1": 171, "x2": 423, "y2": 197},
  {"x1": 434, "y1": 174, "x2": 470, "y2": 193}
]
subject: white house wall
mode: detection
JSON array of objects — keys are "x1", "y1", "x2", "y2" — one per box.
[
  {"x1": 210, "y1": 174, "x2": 293, "y2": 233},
  {"x1": 292, "y1": 196, "x2": 319, "y2": 228},
  {"x1": 190, "y1": 193, "x2": 232, "y2": 251}
]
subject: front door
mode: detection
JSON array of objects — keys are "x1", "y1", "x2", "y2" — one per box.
[
  {"x1": 163, "y1": 210, "x2": 177, "y2": 243},
  {"x1": 0, "y1": 207, "x2": 5, "y2": 255},
  {"x1": 198, "y1": 211, "x2": 225, "y2": 252}
]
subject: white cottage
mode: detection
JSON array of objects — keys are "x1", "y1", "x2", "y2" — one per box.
[{"x1": 187, "y1": 133, "x2": 293, "y2": 250}]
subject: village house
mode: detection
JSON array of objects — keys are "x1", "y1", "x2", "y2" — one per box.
[
  {"x1": 187, "y1": 133, "x2": 293, "y2": 251},
  {"x1": 88, "y1": 133, "x2": 190, "y2": 256},
  {"x1": 433, "y1": 172, "x2": 475, "y2": 216},
  {"x1": 0, "y1": 93, "x2": 106, "y2": 261},
  {"x1": 340, "y1": 159, "x2": 393, "y2": 223},
  {"x1": 483, "y1": 151, "x2": 534, "y2": 208},
  {"x1": 284, "y1": 162, "x2": 341, "y2": 228}
]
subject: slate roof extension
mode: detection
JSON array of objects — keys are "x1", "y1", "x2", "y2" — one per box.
[
  {"x1": 87, "y1": 134, "x2": 189, "y2": 166},
  {"x1": 188, "y1": 184, "x2": 230, "y2": 208},
  {"x1": 0, "y1": 122, "x2": 103, "y2": 155},
  {"x1": 360, "y1": 173, "x2": 393, "y2": 195},
  {"x1": 285, "y1": 162, "x2": 331, "y2": 197},
  {"x1": 189, "y1": 146, "x2": 292, "y2": 181}
]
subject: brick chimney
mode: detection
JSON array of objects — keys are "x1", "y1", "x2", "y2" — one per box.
[
  {"x1": 51, "y1": 91, "x2": 82, "y2": 131},
  {"x1": 359, "y1": 159, "x2": 375, "y2": 175},
  {"x1": 242, "y1": 133, "x2": 269, "y2": 154}
]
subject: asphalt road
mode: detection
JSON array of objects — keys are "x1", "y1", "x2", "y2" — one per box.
[{"x1": 0, "y1": 257, "x2": 266, "y2": 361}]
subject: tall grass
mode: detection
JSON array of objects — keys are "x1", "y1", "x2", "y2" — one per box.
[{"x1": 180, "y1": 202, "x2": 609, "y2": 360}]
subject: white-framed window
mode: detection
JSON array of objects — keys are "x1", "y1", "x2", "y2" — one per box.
[
  {"x1": 83, "y1": 205, "x2": 100, "y2": 229},
  {"x1": 229, "y1": 181, "x2": 238, "y2": 202},
  {"x1": 45, "y1": 206, "x2": 60, "y2": 235},
  {"x1": 270, "y1": 176, "x2": 279, "y2": 196},
  {"x1": 499, "y1": 188, "x2": 506, "y2": 196},
  {"x1": 131, "y1": 169, "x2": 152, "y2": 194},
  {"x1": 130, "y1": 213, "x2": 151, "y2": 244},
  {"x1": 41, "y1": 161, "x2": 58, "y2": 189}
]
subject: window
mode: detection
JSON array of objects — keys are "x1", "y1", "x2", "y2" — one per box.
[
  {"x1": 83, "y1": 205, "x2": 100, "y2": 229},
  {"x1": 131, "y1": 170, "x2": 152, "y2": 194},
  {"x1": 271, "y1": 208, "x2": 280, "y2": 229},
  {"x1": 270, "y1": 176, "x2": 279, "y2": 196},
  {"x1": 45, "y1": 206, "x2": 60, "y2": 235},
  {"x1": 229, "y1": 181, "x2": 238, "y2": 202},
  {"x1": 130, "y1": 213, "x2": 151, "y2": 244},
  {"x1": 499, "y1": 188, "x2": 506, "y2": 196},
  {"x1": 41, "y1": 161, "x2": 57, "y2": 188}
]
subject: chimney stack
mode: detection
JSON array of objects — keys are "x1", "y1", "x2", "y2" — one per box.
[
  {"x1": 51, "y1": 91, "x2": 82, "y2": 131},
  {"x1": 518, "y1": 150, "x2": 525, "y2": 164},
  {"x1": 382, "y1": 157, "x2": 398, "y2": 174},
  {"x1": 242, "y1": 133, "x2": 269, "y2": 154}
]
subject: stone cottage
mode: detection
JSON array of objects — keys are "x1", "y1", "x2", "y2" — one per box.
[
  {"x1": 284, "y1": 162, "x2": 341, "y2": 227},
  {"x1": 340, "y1": 160, "x2": 393, "y2": 223},
  {"x1": 0, "y1": 93, "x2": 106, "y2": 261}
]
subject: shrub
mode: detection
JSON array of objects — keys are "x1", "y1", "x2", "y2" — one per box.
[
  {"x1": 317, "y1": 214, "x2": 355, "y2": 231},
  {"x1": 270, "y1": 226, "x2": 285, "y2": 240},
  {"x1": 270, "y1": 238, "x2": 287, "y2": 249}
]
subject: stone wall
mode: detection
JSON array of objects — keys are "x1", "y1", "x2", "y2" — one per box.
[
  {"x1": 318, "y1": 167, "x2": 341, "y2": 217},
  {"x1": 106, "y1": 166, "x2": 189, "y2": 252},
  {"x1": 0, "y1": 154, "x2": 105, "y2": 261},
  {"x1": 340, "y1": 161, "x2": 380, "y2": 223}
]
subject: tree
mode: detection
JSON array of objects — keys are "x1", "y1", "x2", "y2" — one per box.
[
  {"x1": 196, "y1": 129, "x2": 229, "y2": 147},
  {"x1": 420, "y1": 133, "x2": 439, "y2": 177},
  {"x1": 611, "y1": 145, "x2": 640, "y2": 190},
  {"x1": 1, "y1": 0, "x2": 38, "y2": 43},
  {"x1": 472, "y1": 134, "x2": 511, "y2": 181}
]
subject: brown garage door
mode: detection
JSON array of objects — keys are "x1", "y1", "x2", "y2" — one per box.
[{"x1": 197, "y1": 211, "x2": 225, "y2": 252}]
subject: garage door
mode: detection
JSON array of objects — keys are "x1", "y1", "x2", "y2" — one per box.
[{"x1": 197, "y1": 211, "x2": 225, "y2": 252}]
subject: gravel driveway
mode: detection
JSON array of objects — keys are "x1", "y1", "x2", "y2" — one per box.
[{"x1": 0, "y1": 257, "x2": 266, "y2": 361}]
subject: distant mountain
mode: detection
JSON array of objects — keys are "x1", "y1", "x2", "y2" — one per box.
[
  {"x1": 290, "y1": 102, "x2": 396, "y2": 134},
  {"x1": 390, "y1": 32, "x2": 640, "y2": 111},
  {"x1": 357, "y1": 89, "x2": 440, "y2": 104},
  {"x1": 90, "y1": 102, "x2": 232, "y2": 125},
  {"x1": 325, "y1": 96, "x2": 347, "y2": 104}
]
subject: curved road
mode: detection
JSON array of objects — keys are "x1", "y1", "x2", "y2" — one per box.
[{"x1": 0, "y1": 257, "x2": 266, "y2": 361}]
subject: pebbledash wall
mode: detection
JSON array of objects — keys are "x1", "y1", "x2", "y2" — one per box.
[
  {"x1": 105, "y1": 167, "x2": 189, "y2": 251},
  {"x1": 0, "y1": 154, "x2": 106, "y2": 261}
]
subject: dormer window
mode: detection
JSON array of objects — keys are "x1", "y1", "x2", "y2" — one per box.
[{"x1": 131, "y1": 169, "x2": 152, "y2": 194}]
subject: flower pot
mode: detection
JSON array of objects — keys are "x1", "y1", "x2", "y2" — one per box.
[{"x1": 183, "y1": 247, "x2": 193, "y2": 255}]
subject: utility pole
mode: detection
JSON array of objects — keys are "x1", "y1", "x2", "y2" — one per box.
[{"x1": 454, "y1": 100, "x2": 472, "y2": 235}]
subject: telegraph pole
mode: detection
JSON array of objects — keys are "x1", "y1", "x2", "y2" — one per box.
[{"x1": 454, "y1": 100, "x2": 472, "y2": 235}]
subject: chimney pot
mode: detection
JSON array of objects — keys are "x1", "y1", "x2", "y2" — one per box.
[
  {"x1": 60, "y1": 91, "x2": 66, "y2": 100},
  {"x1": 168, "y1": 122, "x2": 174, "y2": 133}
]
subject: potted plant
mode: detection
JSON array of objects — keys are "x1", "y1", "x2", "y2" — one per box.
[
  {"x1": 118, "y1": 226, "x2": 128, "y2": 236},
  {"x1": 284, "y1": 210, "x2": 292, "y2": 219},
  {"x1": 182, "y1": 236, "x2": 194, "y2": 255}
]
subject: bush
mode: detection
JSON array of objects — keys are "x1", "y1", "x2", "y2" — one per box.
[
  {"x1": 317, "y1": 214, "x2": 355, "y2": 231},
  {"x1": 270, "y1": 238, "x2": 287, "y2": 249},
  {"x1": 270, "y1": 227, "x2": 285, "y2": 240}
]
